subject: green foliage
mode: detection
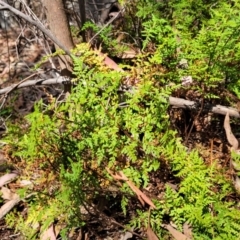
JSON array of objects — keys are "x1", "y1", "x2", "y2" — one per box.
[
  {"x1": 3, "y1": 0, "x2": 240, "y2": 239},
  {"x1": 81, "y1": 21, "x2": 126, "y2": 56},
  {"x1": 5, "y1": 42, "x2": 175, "y2": 237},
  {"x1": 135, "y1": 0, "x2": 240, "y2": 94},
  {"x1": 6, "y1": 212, "x2": 38, "y2": 239},
  {"x1": 32, "y1": 48, "x2": 65, "y2": 71},
  {"x1": 161, "y1": 142, "x2": 239, "y2": 239},
  {"x1": 128, "y1": 137, "x2": 240, "y2": 239}
]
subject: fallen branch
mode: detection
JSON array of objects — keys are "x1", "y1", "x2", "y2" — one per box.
[
  {"x1": 0, "y1": 77, "x2": 68, "y2": 95},
  {"x1": 0, "y1": 78, "x2": 239, "y2": 118},
  {"x1": 169, "y1": 97, "x2": 240, "y2": 118}
]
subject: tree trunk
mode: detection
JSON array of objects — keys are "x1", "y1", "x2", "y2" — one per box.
[{"x1": 42, "y1": 0, "x2": 74, "y2": 78}]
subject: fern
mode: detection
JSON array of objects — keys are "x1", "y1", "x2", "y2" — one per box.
[{"x1": 3, "y1": 0, "x2": 240, "y2": 239}]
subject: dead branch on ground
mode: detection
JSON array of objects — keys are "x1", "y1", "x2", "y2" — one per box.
[{"x1": 0, "y1": 78, "x2": 239, "y2": 118}]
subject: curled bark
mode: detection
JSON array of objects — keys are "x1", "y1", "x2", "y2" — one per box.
[
  {"x1": 223, "y1": 112, "x2": 240, "y2": 192},
  {"x1": 223, "y1": 112, "x2": 238, "y2": 150}
]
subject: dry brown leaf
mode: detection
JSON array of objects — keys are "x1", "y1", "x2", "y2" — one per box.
[
  {"x1": 0, "y1": 172, "x2": 18, "y2": 187},
  {"x1": 165, "y1": 224, "x2": 189, "y2": 240},
  {"x1": 119, "y1": 172, "x2": 156, "y2": 209},
  {"x1": 0, "y1": 187, "x2": 20, "y2": 219},
  {"x1": 119, "y1": 231, "x2": 133, "y2": 240},
  {"x1": 19, "y1": 179, "x2": 34, "y2": 188},
  {"x1": 106, "y1": 168, "x2": 127, "y2": 181},
  {"x1": 41, "y1": 224, "x2": 56, "y2": 240},
  {"x1": 166, "y1": 182, "x2": 178, "y2": 191},
  {"x1": 234, "y1": 176, "x2": 240, "y2": 192},
  {"x1": 224, "y1": 112, "x2": 238, "y2": 150},
  {"x1": 104, "y1": 55, "x2": 124, "y2": 72},
  {"x1": 118, "y1": 48, "x2": 138, "y2": 59},
  {"x1": 147, "y1": 225, "x2": 159, "y2": 240},
  {"x1": 0, "y1": 197, "x2": 20, "y2": 220},
  {"x1": 1, "y1": 187, "x2": 18, "y2": 200},
  {"x1": 137, "y1": 193, "x2": 146, "y2": 206},
  {"x1": 95, "y1": 52, "x2": 124, "y2": 72},
  {"x1": 183, "y1": 222, "x2": 193, "y2": 239},
  {"x1": 53, "y1": 223, "x2": 62, "y2": 239},
  {"x1": 106, "y1": 169, "x2": 156, "y2": 208}
]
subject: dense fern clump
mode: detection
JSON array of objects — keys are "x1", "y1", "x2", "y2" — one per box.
[{"x1": 3, "y1": 0, "x2": 240, "y2": 239}]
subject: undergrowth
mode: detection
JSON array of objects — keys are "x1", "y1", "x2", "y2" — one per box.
[{"x1": 2, "y1": 0, "x2": 240, "y2": 239}]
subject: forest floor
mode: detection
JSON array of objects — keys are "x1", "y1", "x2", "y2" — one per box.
[
  {"x1": 0, "y1": 24, "x2": 240, "y2": 239},
  {"x1": 0, "y1": 97, "x2": 237, "y2": 239}
]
